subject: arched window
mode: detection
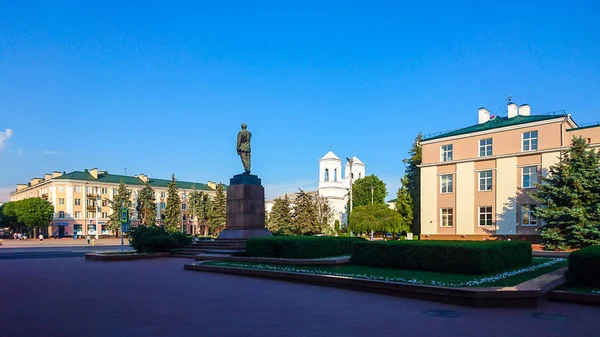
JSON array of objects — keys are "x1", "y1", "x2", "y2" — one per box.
[
  {"x1": 324, "y1": 169, "x2": 330, "y2": 182},
  {"x1": 358, "y1": 173, "x2": 362, "y2": 179},
  {"x1": 334, "y1": 168, "x2": 338, "y2": 182}
]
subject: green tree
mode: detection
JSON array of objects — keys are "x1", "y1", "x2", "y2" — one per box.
[
  {"x1": 348, "y1": 204, "x2": 407, "y2": 239},
  {"x1": 199, "y1": 193, "x2": 211, "y2": 236},
  {"x1": 107, "y1": 179, "x2": 132, "y2": 236},
  {"x1": 402, "y1": 132, "x2": 422, "y2": 234},
  {"x1": 8, "y1": 198, "x2": 54, "y2": 236},
  {"x1": 267, "y1": 194, "x2": 293, "y2": 234},
  {"x1": 292, "y1": 189, "x2": 320, "y2": 235},
  {"x1": 334, "y1": 219, "x2": 341, "y2": 233},
  {"x1": 164, "y1": 174, "x2": 181, "y2": 233},
  {"x1": 208, "y1": 183, "x2": 227, "y2": 235},
  {"x1": 0, "y1": 202, "x2": 20, "y2": 231},
  {"x1": 314, "y1": 194, "x2": 334, "y2": 235},
  {"x1": 395, "y1": 175, "x2": 414, "y2": 233},
  {"x1": 351, "y1": 174, "x2": 387, "y2": 208},
  {"x1": 137, "y1": 183, "x2": 157, "y2": 226},
  {"x1": 531, "y1": 136, "x2": 600, "y2": 250},
  {"x1": 188, "y1": 187, "x2": 203, "y2": 235}
]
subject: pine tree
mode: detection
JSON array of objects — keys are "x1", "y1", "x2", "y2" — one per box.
[
  {"x1": 402, "y1": 132, "x2": 422, "y2": 234},
  {"x1": 164, "y1": 174, "x2": 181, "y2": 233},
  {"x1": 188, "y1": 187, "x2": 204, "y2": 236},
  {"x1": 314, "y1": 194, "x2": 334, "y2": 234},
  {"x1": 268, "y1": 194, "x2": 292, "y2": 233},
  {"x1": 531, "y1": 136, "x2": 600, "y2": 250},
  {"x1": 208, "y1": 183, "x2": 227, "y2": 235},
  {"x1": 137, "y1": 183, "x2": 157, "y2": 226},
  {"x1": 292, "y1": 189, "x2": 320, "y2": 235},
  {"x1": 395, "y1": 175, "x2": 414, "y2": 233},
  {"x1": 199, "y1": 193, "x2": 210, "y2": 236},
  {"x1": 107, "y1": 180, "x2": 132, "y2": 236}
]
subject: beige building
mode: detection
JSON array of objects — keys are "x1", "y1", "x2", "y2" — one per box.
[
  {"x1": 419, "y1": 102, "x2": 600, "y2": 240},
  {"x1": 9, "y1": 168, "x2": 219, "y2": 237}
]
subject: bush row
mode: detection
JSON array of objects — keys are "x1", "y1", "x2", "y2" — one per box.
[
  {"x1": 568, "y1": 245, "x2": 600, "y2": 287},
  {"x1": 129, "y1": 226, "x2": 192, "y2": 253},
  {"x1": 350, "y1": 240, "x2": 532, "y2": 274},
  {"x1": 245, "y1": 236, "x2": 366, "y2": 259}
]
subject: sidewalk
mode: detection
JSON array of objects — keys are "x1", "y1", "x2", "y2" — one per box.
[{"x1": 0, "y1": 237, "x2": 125, "y2": 248}]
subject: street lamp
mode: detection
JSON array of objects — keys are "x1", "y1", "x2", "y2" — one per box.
[
  {"x1": 370, "y1": 185, "x2": 374, "y2": 241},
  {"x1": 346, "y1": 157, "x2": 354, "y2": 237}
]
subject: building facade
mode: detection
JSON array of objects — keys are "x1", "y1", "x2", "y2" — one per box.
[
  {"x1": 419, "y1": 102, "x2": 600, "y2": 240},
  {"x1": 9, "y1": 168, "x2": 218, "y2": 237}
]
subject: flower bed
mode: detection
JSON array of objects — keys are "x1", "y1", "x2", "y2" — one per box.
[
  {"x1": 85, "y1": 251, "x2": 170, "y2": 261},
  {"x1": 245, "y1": 236, "x2": 366, "y2": 259},
  {"x1": 202, "y1": 257, "x2": 566, "y2": 288}
]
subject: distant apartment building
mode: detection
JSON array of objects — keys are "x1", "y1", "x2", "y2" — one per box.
[
  {"x1": 9, "y1": 168, "x2": 219, "y2": 237},
  {"x1": 419, "y1": 102, "x2": 600, "y2": 240}
]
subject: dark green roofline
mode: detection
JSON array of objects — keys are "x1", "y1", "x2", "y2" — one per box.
[
  {"x1": 421, "y1": 114, "x2": 569, "y2": 142},
  {"x1": 566, "y1": 122, "x2": 600, "y2": 132},
  {"x1": 53, "y1": 171, "x2": 222, "y2": 190}
]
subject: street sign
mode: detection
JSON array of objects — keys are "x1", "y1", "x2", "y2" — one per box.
[{"x1": 120, "y1": 208, "x2": 129, "y2": 224}]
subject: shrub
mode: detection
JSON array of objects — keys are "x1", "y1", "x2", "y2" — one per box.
[
  {"x1": 129, "y1": 226, "x2": 191, "y2": 253},
  {"x1": 568, "y1": 245, "x2": 600, "y2": 287},
  {"x1": 350, "y1": 240, "x2": 532, "y2": 274},
  {"x1": 245, "y1": 236, "x2": 366, "y2": 259}
]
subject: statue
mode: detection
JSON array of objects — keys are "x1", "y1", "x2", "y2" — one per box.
[{"x1": 237, "y1": 123, "x2": 251, "y2": 174}]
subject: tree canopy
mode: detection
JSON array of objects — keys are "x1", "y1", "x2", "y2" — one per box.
[
  {"x1": 208, "y1": 183, "x2": 227, "y2": 235},
  {"x1": 402, "y1": 132, "x2": 422, "y2": 234},
  {"x1": 267, "y1": 194, "x2": 293, "y2": 234},
  {"x1": 164, "y1": 174, "x2": 182, "y2": 233},
  {"x1": 351, "y1": 174, "x2": 387, "y2": 208},
  {"x1": 107, "y1": 179, "x2": 132, "y2": 235},
  {"x1": 395, "y1": 175, "x2": 414, "y2": 232},
  {"x1": 137, "y1": 183, "x2": 157, "y2": 226},
  {"x1": 0, "y1": 198, "x2": 54, "y2": 232},
  {"x1": 348, "y1": 204, "x2": 408, "y2": 237}
]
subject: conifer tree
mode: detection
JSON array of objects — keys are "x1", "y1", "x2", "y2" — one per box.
[
  {"x1": 137, "y1": 183, "x2": 157, "y2": 226},
  {"x1": 292, "y1": 189, "x2": 320, "y2": 235},
  {"x1": 531, "y1": 136, "x2": 600, "y2": 250},
  {"x1": 107, "y1": 179, "x2": 132, "y2": 235},
  {"x1": 199, "y1": 193, "x2": 210, "y2": 236},
  {"x1": 208, "y1": 183, "x2": 227, "y2": 235},
  {"x1": 188, "y1": 187, "x2": 204, "y2": 235},
  {"x1": 164, "y1": 174, "x2": 182, "y2": 233},
  {"x1": 402, "y1": 133, "x2": 422, "y2": 234},
  {"x1": 267, "y1": 194, "x2": 292, "y2": 234},
  {"x1": 395, "y1": 175, "x2": 414, "y2": 233}
]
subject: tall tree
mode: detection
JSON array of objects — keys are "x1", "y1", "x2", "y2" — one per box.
[
  {"x1": 402, "y1": 132, "x2": 422, "y2": 234},
  {"x1": 208, "y1": 183, "x2": 227, "y2": 235},
  {"x1": 137, "y1": 183, "x2": 157, "y2": 226},
  {"x1": 349, "y1": 204, "x2": 407, "y2": 239},
  {"x1": 395, "y1": 175, "x2": 414, "y2": 233},
  {"x1": 188, "y1": 187, "x2": 203, "y2": 235},
  {"x1": 531, "y1": 136, "x2": 600, "y2": 250},
  {"x1": 267, "y1": 194, "x2": 293, "y2": 234},
  {"x1": 164, "y1": 174, "x2": 182, "y2": 233},
  {"x1": 351, "y1": 174, "x2": 387, "y2": 208},
  {"x1": 0, "y1": 202, "x2": 19, "y2": 231},
  {"x1": 292, "y1": 189, "x2": 320, "y2": 235},
  {"x1": 314, "y1": 194, "x2": 334, "y2": 233},
  {"x1": 107, "y1": 179, "x2": 132, "y2": 236},
  {"x1": 5, "y1": 198, "x2": 54, "y2": 236},
  {"x1": 199, "y1": 193, "x2": 211, "y2": 236}
]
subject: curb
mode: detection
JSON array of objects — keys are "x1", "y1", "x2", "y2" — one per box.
[
  {"x1": 85, "y1": 252, "x2": 170, "y2": 261},
  {"x1": 195, "y1": 254, "x2": 350, "y2": 265},
  {"x1": 549, "y1": 290, "x2": 600, "y2": 306}
]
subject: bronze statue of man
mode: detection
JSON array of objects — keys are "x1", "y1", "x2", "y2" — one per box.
[{"x1": 237, "y1": 123, "x2": 251, "y2": 173}]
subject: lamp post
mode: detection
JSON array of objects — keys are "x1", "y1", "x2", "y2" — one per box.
[
  {"x1": 370, "y1": 185, "x2": 374, "y2": 241},
  {"x1": 346, "y1": 157, "x2": 354, "y2": 236}
]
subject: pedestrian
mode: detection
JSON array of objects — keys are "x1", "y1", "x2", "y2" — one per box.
[
  {"x1": 86, "y1": 235, "x2": 90, "y2": 245},
  {"x1": 39, "y1": 233, "x2": 44, "y2": 244}
]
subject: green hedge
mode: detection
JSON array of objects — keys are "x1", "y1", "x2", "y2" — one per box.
[
  {"x1": 129, "y1": 226, "x2": 192, "y2": 253},
  {"x1": 568, "y1": 245, "x2": 600, "y2": 287},
  {"x1": 245, "y1": 236, "x2": 366, "y2": 259},
  {"x1": 350, "y1": 240, "x2": 532, "y2": 274}
]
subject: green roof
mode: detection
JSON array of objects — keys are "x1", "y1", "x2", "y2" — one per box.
[
  {"x1": 422, "y1": 114, "x2": 568, "y2": 142},
  {"x1": 54, "y1": 171, "x2": 217, "y2": 190}
]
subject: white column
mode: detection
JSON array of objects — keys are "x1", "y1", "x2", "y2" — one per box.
[
  {"x1": 66, "y1": 185, "x2": 74, "y2": 219},
  {"x1": 456, "y1": 162, "x2": 475, "y2": 235},
  {"x1": 50, "y1": 185, "x2": 57, "y2": 219},
  {"x1": 420, "y1": 166, "x2": 437, "y2": 234},
  {"x1": 496, "y1": 157, "x2": 518, "y2": 235}
]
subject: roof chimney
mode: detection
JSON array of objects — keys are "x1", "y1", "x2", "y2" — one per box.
[
  {"x1": 478, "y1": 107, "x2": 491, "y2": 124},
  {"x1": 52, "y1": 171, "x2": 62, "y2": 178},
  {"x1": 90, "y1": 168, "x2": 98, "y2": 179},
  {"x1": 44, "y1": 173, "x2": 52, "y2": 181},
  {"x1": 508, "y1": 103, "x2": 518, "y2": 118},
  {"x1": 519, "y1": 104, "x2": 530, "y2": 116}
]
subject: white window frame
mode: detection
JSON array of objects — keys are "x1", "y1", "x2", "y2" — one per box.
[
  {"x1": 101, "y1": 187, "x2": 108, "y2": 194},
  {"x1": 478, "y1": 170, "x2": 493, "y2": 191},
  {"x1": 75, "y1": 186, "x2": 82, "y2": 193},
  {"x1": 58, "y1": 211, "x2": 65, "y2": 218},
  {"x1": 440, "y1": 174, "x2": 453, "y2": 194},
  {"x1": 101, "y1": 212, "x2": 108, "y2": 219},
  {"x1": 522, "y1": 131, "x2": 538, "y2": 151},
  {"x1": 160, "y1": 192, "x2": 166, "y2": 198},
  {"x1": 58, "y1": 198, "x2": 65, "y2": 205},
  {"x1": 182, "y1": 204, "x2": 187, "y2": 210},
  {"x1": 440, "y1": 208, "x2": 453, "y2": 227},
  {"x1": 75, "y1": 198, "x2": 81, "y2": 206},
  {"x1": 522, "y1": 166, "x2": 538, "y2": 188},
  {"x1": 58, "y1": 185, "x2": 64, "y2": 192},
  {"x1": 478, "y1": 206, "x2": 493, "y2": 226},
  {"x1": 440, "y1": 144, "x2": 453, "y2": 162},
  {"x1": 74, "y1": 211, "x2": 81, "y2": 219},
  {"x1": 521, "y1": 205, "x2": 538, "y2": 226},
  {"x1": 479, "y1": 138, "x2": 492, "y2": 157}
]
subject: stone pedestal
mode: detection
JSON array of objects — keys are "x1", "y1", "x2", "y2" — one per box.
[{"x1": 216, "y1": 173, "x2": 272, "y2": 240}]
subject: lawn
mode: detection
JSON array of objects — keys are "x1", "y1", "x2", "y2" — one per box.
[{"x1": 203, "y1": 257, "x2": 567, "y2": 287}]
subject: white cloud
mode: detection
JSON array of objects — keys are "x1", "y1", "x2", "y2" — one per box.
[
  {"x1": 0, "y1": 128, "x2": 14, "y2": 151},
  {"x1": 263, "y1": 180, "x2": 317, "y2": 200},
  {"x1": 42, "y1": 150, "x2": 62, "y2": 155},
  {"x1": 0, "y1": 186, "x2": 14, "y2": 202}
]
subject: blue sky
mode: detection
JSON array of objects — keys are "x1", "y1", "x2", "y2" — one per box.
[{"x1": 1, "y1": 0, "x2": 599, "y2": 201}]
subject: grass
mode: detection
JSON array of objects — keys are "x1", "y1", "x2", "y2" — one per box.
[
  {"x1": 557, "y1": 283, "x2": 600, "y2": 294},
  {"x1": 203, "y1": 257, "x2": 567, "y2": 287}
]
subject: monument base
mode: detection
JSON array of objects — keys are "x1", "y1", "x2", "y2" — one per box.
[{"x1": 216, "y1": 173, "x2": 272, "y2": 241}]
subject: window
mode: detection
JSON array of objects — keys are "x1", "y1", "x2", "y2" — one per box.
[
  {"x1": 58, "y1": 211, "x2": 65, "y2": 218},
  {"x1": 75, "y1": 198, "x2": 81, "y2": 206},
  {"x1": 521, "y1": 205, "x2": 537, "y2": 226},
  {"x1": 101, "y1": 187, "x2": 108, "y2": 194},
  {"x1": 479, "y1": 138, "x2": 492, "y2": 157},
  {"x1": 324, "y1": 169, "x2": 329, "y2": 182},
  {"x1": 160, "y1": 192, "x2": 166, "y2": 198},
  {"x1": 522, "y1": 131, "x2": 538, "y2": 151},
  {"x1": 358, "y1": 173, "x2": 362, "y2": 179},
  {"x1": 58, "y1": 198, "x2": 65, "y2": 205},
  {"x1": 441, "y1": 144, "x2": 453, "y2": 162},
  {"x1": 112, "y1": 188, "x2": 117, "y2": 195},
  {"x1": 58, "y1": 185, "x2": 64, "y2": 192},
  {"x1": 86, "y1": 186, "x2": 90, "y2": 193},
  {"x1": 479, "y1": 170, "x2": 493, "y2": 191},
  {"x1": 440, "y1": 174, "x2": 453, "y2": 193},
  {"x1": 74, "y1": 211, "x2": 81, "y2": 218},
  {"x1": 75, "y1": 186, "x2": 82, "y2": 193},
  {"x1": 182, "y1": 214, "x2": 187, "y2": 221},
  {"x1": 101, "y1": 212, "x2": 108, "y2": 218},
  {"x1": 334, "y1": 169, "x2": 338, "y2": 182},
  {"x1": 86, "y1": 212, "x2": 90, "y2": 218},
  {"x1": 440, "y1": 208, "x2": 453, "y2": 227},
  {"x1": 161, "y1": 203, "x2": 166, "y2": 209},
  {"x1": 479, "y1": 206, "x2": 493, "y2": 226},
  {"x1": 182, "y1": 204, "x2": 187, "y2": 210},
  {"x1": 182, "y1": 192, "x2": 187, "y2": 200},
  {"x1": 87, "y1": 224, "x2": 97, "y2": 235},
  {"x1": 522, "y1": 166, "x2": 538, "y2": 188},
  {"x1": 102, "y1": 200, "x2": 109, "y2": 207}
]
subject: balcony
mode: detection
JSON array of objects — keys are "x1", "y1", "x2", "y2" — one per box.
[
  {"x1": 87, "y1": 193, "x2": 99, "y2": 199},
  {"x1": 87, "y1": 205, "x2": 97, "y2": 211},
  {"x1": 41, "y1": 194, "x2": 48, "y2": 200}
]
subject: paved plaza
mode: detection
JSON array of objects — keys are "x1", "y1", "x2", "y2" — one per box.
[{"x1": 0, "y1": 257, "x2": 599, "y2": 336}]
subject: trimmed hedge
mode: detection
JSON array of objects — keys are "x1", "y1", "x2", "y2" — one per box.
[
  {"x1": 129, "y1": 226, "x2": 192, "y2": 253},
  {"x1": 245, "y1": 236, "x2": 366, "y2": 259},
  {"x1": 350, "y1": 240, "x2": 532, "y2": 274},
  {"x1": 568, "y1": 245, "x2": 600, "y2": 287}
]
